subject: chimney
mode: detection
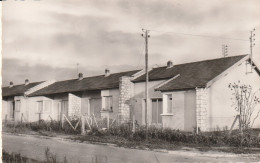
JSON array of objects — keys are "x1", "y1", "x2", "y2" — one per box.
[
  {"x1": 78, "y1": 73, "x2": 83, "y2": 80},
  {"x1": 25, "y1": 79, "x2": 29, "y2": 85},
  {"x1": 105, "y1": 69, "x2": 110, "y2": 77},
  {"x1": 9, "y1": 81, "x2": 13, "y2": 88},
  {"x1": 167, "y1": 60, "x2": 173, "y2": 68}
]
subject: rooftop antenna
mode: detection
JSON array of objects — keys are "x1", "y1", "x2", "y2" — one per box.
[
  {"x1": 222, "y1": 44, "x2": 228, "y2": 57},
  {"x1": 249, "y1": 28, "x2": 256, "y2": 71}
]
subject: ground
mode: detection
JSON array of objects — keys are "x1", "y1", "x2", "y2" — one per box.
[{"x1": 2, "y1": 133, "x2": 260, "y2": 163}]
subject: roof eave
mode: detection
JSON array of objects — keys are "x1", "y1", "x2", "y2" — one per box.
[
  {"x1": 28, "y1": 86, "x2": 120, "y2": 97},
  {"x1": 156, "y1": 87, "x2": 198, "y2": 92},
  {"x1": 206, "y1": 55, "x2": 249, "y2": 88}
]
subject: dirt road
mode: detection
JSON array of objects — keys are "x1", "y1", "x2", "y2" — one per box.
[{"x1": 2, "y1": 133, "x2": 260, "y2": 162}]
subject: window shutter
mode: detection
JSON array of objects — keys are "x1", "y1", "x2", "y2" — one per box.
[
  {"x1": 167, "y1": 94, "x2": 173, "y2": 113},
  {"x1": 44, "y1": 101, "x2": 51, "y2": 113},
  {"x1": 37, "y1": 101, "x2": 43, "y2": 113},
  {"x1": 109, "y1": 96, "x2": 113, "y2": 111}
]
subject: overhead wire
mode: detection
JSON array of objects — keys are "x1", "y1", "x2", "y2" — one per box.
[{"x1": 149, "y1": 29, "x2": 260, "y2": 42}]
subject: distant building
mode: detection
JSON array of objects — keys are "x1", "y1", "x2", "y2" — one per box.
[{"x1": 2, "y1": 55, "x2": 260, "y2": 131}]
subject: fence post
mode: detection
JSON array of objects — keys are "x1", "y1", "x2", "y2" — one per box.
[
  {"x1": 93, "y1": 114, "x2": 99, "y2": 128},
  {"x1": 132, "y1": 115, "x2": 135, "y2": 133},
  {"x1": 61, "y1": 114, "x2": 64, "y2": 128},
  {"x1": 229, "y1": 115, "x2": 239, "y2": 135},
  {"x1": 107, "y1": 114, "x2": 110, "y2": 129},
  {"x1": 81, "y1": 115, "x2": 85, "y2": 135},
  {"x1": 21, "y1": 113, "x2": 23, "y2": 123}
]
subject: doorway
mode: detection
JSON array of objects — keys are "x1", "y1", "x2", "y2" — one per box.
[
  {"x1": 151, "y1": 98, "x2": 163, "y2": 124},
  {"x1": 9, "y1": 101, "x2": 15, "y2": 120},
  {"x1": 89, "y1": 98, "x2": 101, "y2": 118},
  {"x1": 58, "y1": 100, "x2": 68, "y2": 121}
]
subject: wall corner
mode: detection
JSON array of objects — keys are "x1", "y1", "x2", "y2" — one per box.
[
  {"x1": 196, "y1": 88, "x2": 209, "y2": 132},
  {"x1": 118, "y1": 76, "x2": 134, "y2": 124}
]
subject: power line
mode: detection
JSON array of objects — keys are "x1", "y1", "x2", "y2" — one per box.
[{"x1": 149, "y1": 29, "x2": 260, "y2": 42}]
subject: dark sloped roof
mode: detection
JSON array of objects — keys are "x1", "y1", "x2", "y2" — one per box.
[
  {"x1": 29, "y1": 70, "x2": 140, "y2": 96},
  {"x1": 2, "y1": 82, "x2": 43, "y2": 97},
  {"x1": 134, "y1": 55, "x2": 246, "y2": 91}
]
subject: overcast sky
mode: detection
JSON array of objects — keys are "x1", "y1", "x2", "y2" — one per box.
[{"x1": 2, "y1": 0, "x2": 260, "y2": 86}]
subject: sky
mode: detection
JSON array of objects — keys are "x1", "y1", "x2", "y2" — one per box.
[{"x1": 2, "y1": 0, "x2": 260, "y2": 86}]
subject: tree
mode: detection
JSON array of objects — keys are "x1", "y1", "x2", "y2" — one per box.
[{"x1": 229, "y1": 81, "x2": 260, "y2": 131}]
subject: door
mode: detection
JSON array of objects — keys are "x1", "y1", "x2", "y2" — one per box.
[
  {"x1": 151, "y1": 98, "x2": 163, "y2": 124},
  {"x1": 9, "y1": 101, "x2": 15, "y2": 120},
  {"x1": 89, "y1": 98, "x2": 101, "y2": 118},
  {"x1": 81, "y1": 98, "x2": 89, "y2": 116},
  {"x1": 37, "y1": 101, "x2": 43, "y2": 121},
  {"x1": 61, "y1": 100, "x2": 68, "y2": 118}
]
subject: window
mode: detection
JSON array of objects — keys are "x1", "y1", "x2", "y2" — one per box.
[
  {"x1": 167, "y1": 94, "x2": 172, "y2": 113},
  {"x1": 44, "y1": 100, "x2": 51, "y2": 113},
  {"x1": 15, "y1": 100, "x2": 21, "y2": 112},
  {"x1": 104, "y1": 96, "x2": 113, "y2": 111},
  {"x1": 37, "y1": 101, "x2": 43, "y2": 113}
]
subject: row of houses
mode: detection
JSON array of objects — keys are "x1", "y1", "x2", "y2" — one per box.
[{"x1": 2, "y1": 55, "x2": 260, "y2": 131}]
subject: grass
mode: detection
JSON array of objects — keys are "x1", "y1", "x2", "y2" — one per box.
[
  {"x1": 3, "y1": 148, "x2": 109, "y2": 163},
  {"x1": 3, "y1": 121, "x2": 260, "y2": 154},
  {"x1": 2, "y1": 148, "x2": 68, "y2": 163},
  {"x1": 72, "y1": 130, "x2": 260, "y2": 154}
]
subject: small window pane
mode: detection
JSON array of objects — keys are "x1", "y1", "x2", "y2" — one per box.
[
  {"x1": 167, "y1": 94, "x2": 172, "y2": 113},
  {"x1": 104, "y1": 96, "x2": 113, "y2": 111}
]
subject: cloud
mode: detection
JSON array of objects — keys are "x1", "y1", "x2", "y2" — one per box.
[
  {"x1": 2, "y1": 0, "x2": 260, "y2": 85},
  {"x1": 2, "y1": 58, "x2": 140, "y2": 87}
]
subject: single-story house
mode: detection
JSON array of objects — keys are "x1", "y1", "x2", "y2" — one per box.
[
  {"x1": 132, "y1": 54, "x2": 260, "y2": 131},
  {"x1": 2, "y1": 80, "x2": 56, "y2": 122},
  {"x1": 2, "y1": 55, "x2": 260, "y2": 131},
  {"x1": 26, "y1": 70, "x2": 141, "y2": 122}
]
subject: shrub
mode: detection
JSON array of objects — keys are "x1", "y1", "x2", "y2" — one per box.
[
  {"x1": 4, "y1": 119, "x2": 82, "y2": 134},
  {"x1": 110, "y1": 125, "x2": 260, "y2": 148}
]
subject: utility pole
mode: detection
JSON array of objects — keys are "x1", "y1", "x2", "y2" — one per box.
[
  {"x1": 249, "y1": 28, "x2": 256, "y2": 72},
  {"x1": 222, "y1": 44, "x2": 228, "y2": 58},
  {"x1": 141, "y1": 29, "x2": 150, "y2": 139}
]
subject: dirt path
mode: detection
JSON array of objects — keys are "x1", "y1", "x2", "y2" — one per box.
[{"x1": 2, "y1": 133, "x2": 260, "y2": 162}]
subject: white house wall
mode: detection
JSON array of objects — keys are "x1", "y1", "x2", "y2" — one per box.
[
  {"x1": 208, "y1": 61, "x2": 260, "y2": 130},
  {"x1": 27, "y1": 96, "x2": 53, "y2": 122},
  {"x1": 101, "y1": 89, "x2": 119, "y2": 120},
  {"x1": 68, "y1": 93, "x2": 81, "y2": 117},
  {"x1": 2, "y1": 96, "x2": 28, "y2": 122},
  {"x1": 133, "y1": 80, "x2": 165, "y2": 125},
  {"x1": 2, "y1": 97, "x2": 15, "y2": 121},
  {"x1": 2, "y1": 100, "x2": 8, "y2": 120},
  {"x1": 14, "y1": 96, "x2": 28, "y2": 122},
  {"x1": 162, "y1": 90, "x2": 196, "y2": 131},
  {"x1": 81, "y1": 90, "x2": 101, "y2": 116}
]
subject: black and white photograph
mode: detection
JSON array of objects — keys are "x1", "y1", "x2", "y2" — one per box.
[{"x1": 1, "y1": 0, "x2": 260, "y2": 162}]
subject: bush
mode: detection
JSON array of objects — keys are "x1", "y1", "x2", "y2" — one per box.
[
  {"x1": 4, "y1": 119, "x2": 81, "y2": 135},
  {"x1": 5, "y1": 120, "x2": 260, "y2": 148},
  {"x1": 106, "y1": 125, "x2": 260, "y2": 148},
  {"x1": 109, "y1": 123, "x2": 132, "y2": 137}
]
